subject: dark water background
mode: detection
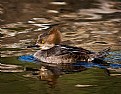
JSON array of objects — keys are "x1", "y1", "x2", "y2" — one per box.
[{"x1": 0, "y1": 0, "x2": 121, "y2": 94}]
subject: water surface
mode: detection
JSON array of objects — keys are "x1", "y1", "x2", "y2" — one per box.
[{"x1": 0, "y1": 0, "x2": 121, "y2": 94}]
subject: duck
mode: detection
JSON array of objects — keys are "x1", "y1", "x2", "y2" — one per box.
[{"x1": 33, "y1": 27, "x2": 110, "y2": 64}]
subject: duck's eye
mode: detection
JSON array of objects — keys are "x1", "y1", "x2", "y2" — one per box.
[{"x1": 41, "y1": 40, "x2": 45, "y2": 44}]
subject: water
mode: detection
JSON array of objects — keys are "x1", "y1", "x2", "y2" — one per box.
[{"x1": 0, "y1": 0, "x2": 121, "y2": 94}]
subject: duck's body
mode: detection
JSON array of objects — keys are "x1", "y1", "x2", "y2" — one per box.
[
  {"x1": 34, "y1": 27, "x2": 109, "y2": 64},
  {"x1": 34, "y1": 44, "x2": 96, "y2": 64}
]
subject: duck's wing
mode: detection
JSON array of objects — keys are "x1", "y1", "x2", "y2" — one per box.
[
  {"x1": 57, "y1": 45, "x2": 93, "y2": 55},
  {"x1": 45, "y1": 45, "x2": 94, "y2": 61}
]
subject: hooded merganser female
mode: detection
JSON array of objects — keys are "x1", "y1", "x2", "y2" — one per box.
[{"x1": 34, "y1": 27, "x2": 110, "y2": 64}]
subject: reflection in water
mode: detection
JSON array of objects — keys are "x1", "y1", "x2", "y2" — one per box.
[
  {"x1": 0, "y1": 0, "x2": 121, "y2": 93},
  {"x1": 38, "y1": 65, "x2": 61, "y2": 88},
  {"x1": 30, "y1": 62, "x2": 87, "y2": 88}
]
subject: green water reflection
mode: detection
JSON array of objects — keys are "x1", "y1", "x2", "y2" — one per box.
[
  {"x1": 0, "y1": 57, "x2": 121, "y2": 94},
  {"x1": 0, "y1": 0, "x2": 121, "y2": 93}
]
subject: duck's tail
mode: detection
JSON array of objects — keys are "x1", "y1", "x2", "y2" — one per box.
[
  {"x1": 92, "y1": 47, "x2": 111, "y2": 65},
  {"x1": 96, "y1": 47, "x2": 111, "y2": 59}
]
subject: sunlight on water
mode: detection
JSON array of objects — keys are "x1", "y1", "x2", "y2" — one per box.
[{"x1": 0, "y1": 0, "x2": 121, "y2": 94}]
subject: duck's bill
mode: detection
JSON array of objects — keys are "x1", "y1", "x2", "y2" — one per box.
[{"x1": 27, "y1": 45, "x2": 40, "y2": 48}]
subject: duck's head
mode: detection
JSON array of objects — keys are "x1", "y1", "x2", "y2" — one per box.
[{"x1": 36, "y1": 27, "x2": 62, "y2": 49}]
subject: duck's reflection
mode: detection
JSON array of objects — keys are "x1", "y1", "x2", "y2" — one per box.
[
  {"x1": 38, "y1": 65, "x2": 61, "y2": 88},
  {"x1": 36, "y1": 63, "x2": 87, "y2": 88},
  {"x1": 25, "y1": 62, "x2": 87, "y2": 88}
]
